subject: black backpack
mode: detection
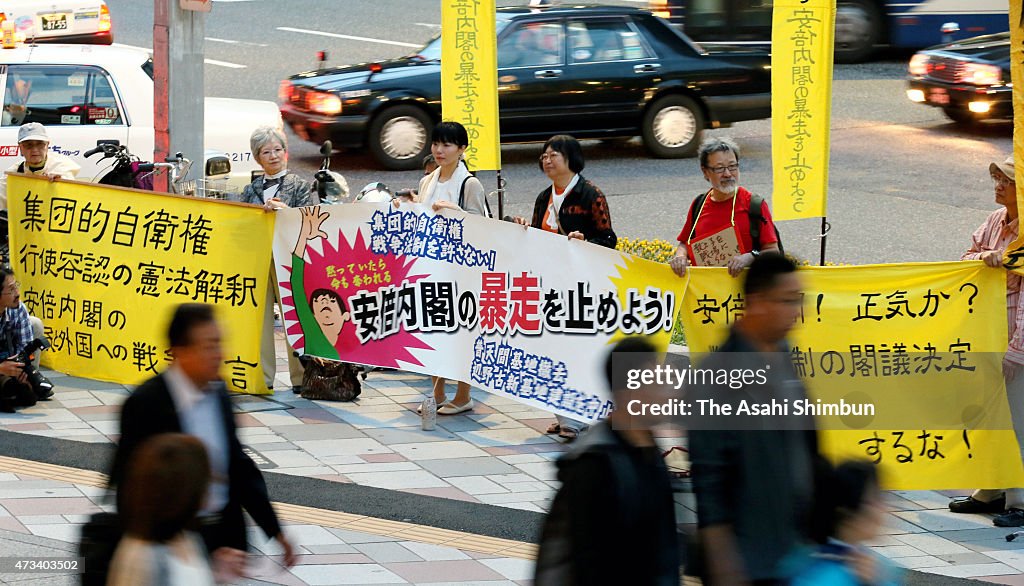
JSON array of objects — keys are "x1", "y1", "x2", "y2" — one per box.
[{"x1": 687, "y1": 191, "x2": 784, "y2": 255}]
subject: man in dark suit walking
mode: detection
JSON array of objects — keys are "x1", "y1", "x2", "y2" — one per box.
[{"x1": 109, "y1": 303, "x2": 295, "y2": 574}]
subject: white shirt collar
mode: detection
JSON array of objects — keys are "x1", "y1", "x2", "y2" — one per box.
[
  {"x1": 165, "y1": 364, "x2": 208, "y2": 412},
  {"x1": 551, "y1": 173, "x2": 579, "y2": 199},
  {"x1": 264, "y1": 169, "x2": 288, "y2": 182}
]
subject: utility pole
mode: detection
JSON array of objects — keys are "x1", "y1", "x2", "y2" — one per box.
[{"x1": 154, "y1": 0, "x2": 208, "y2": 192}]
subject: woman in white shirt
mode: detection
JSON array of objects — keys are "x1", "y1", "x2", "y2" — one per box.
[
  {"x1": 108, "y1": 433, "x2": 240, "y2": 586},
  {"x1": 415, "y1": 121, "x2": 489, "y2": 414}
]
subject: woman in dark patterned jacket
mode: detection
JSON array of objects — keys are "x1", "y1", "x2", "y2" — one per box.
[
  {"x1": 237, "y1": 126, "x2": 319, "y2": 210},
  {"x1": 514, "y1": 134, "x2": 616, "y2": 249},
  {"x1": 513, "y1": 134, "x2": 617, "y2": 441}
]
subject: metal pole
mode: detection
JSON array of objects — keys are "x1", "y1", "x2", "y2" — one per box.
[
  {"x1": 496, "y1": 169, "x2": 505, "y2": 220},
  {"x1": 819, "y1": 216, "x2": 829, "y2": 266}
]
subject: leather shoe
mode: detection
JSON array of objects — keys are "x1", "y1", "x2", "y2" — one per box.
[
  {"x1": 950, "y1": 496, "x2": 1005, "y2": 514},
  {"x1": 994, "y1": 508, "x2": 1024, "y2": 527}
]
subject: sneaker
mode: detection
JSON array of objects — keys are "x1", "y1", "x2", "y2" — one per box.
[
  {"x1": 950, "y1": 495, "x2": 1005, "y2": 514},
  {"x1": 994, "y1": 508, "x2": 1024, "y2": 527}
]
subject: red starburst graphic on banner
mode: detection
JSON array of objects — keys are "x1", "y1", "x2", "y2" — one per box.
[{"x1": 280, "y1": 230, "x2": 432, "y2": 367}]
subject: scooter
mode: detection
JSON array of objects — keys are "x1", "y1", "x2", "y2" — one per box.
[{"x1": 311, "y1": 140, "x2": 348, "y2": 204}]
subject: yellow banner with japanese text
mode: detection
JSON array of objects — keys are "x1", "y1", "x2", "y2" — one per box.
[
  {"x1": 441, "y1": 0, "x2": 501, "y2": 171},
  {"x1": 7, "y1": 175, "x2": 274, "y2": 394},
  {"x1": 680, "y1": 262, "x2": 1024, "y2": 490},
  {"x1": 770, "y1": 0, "x2": 835, "y2": 221},
  {"x1": 1004, "y1": 3, "x2": 1024, "y2": 271}
]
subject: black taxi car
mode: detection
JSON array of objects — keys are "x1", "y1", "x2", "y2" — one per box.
[
  {"x1": 906, "y1": 32, "x2": 1011, "y2": 125},
  {"x1": 279, "y1": 5, "x2": 770, "y2": 169}
]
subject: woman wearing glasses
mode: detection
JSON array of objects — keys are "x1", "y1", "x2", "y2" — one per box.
[
  {"x1": 239, "y1": 126, "x2": 318, "y2": 211},
  {"x1": 512, "y1": 134, "x2": 617, "y2": 442},
  {"x1": 669, "y1": 136, "x2": 780, "y2": 278},
  {"x1": 238, "y1": 126, "x2": 319, "y2": 392}
]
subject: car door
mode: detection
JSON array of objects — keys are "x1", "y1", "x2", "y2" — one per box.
[
  {"x1": 0, "y1": 64, "x2": 129, "y2": 180},
  {"x1": 560, "y1": 16, "x2": 662, "y2": 134},
  {"x1": 496, "y1": 19, "x2": 571, "y2": 140}
]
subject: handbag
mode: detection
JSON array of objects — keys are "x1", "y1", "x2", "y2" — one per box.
[
  {"x1": 300, "y1": 358, "x2": 362, "y2": 402},
  {"x1": 78, "y1": 511, "x2": 122, "y2": 586}
]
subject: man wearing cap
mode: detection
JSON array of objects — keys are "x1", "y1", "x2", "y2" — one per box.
[
  {"x1": 0, "y1": 122, "x2": 80, "y2": 210},
  {"x1": 949, "y1": 155, "x2": 1024, "y2": 527}
]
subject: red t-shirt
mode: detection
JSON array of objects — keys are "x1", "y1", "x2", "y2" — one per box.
[{"x1": 676, "y1": 187, "x2": 778, "y2": 265}]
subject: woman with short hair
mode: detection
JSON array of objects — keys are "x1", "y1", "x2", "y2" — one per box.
[
  {"x1": 238, "y1": 126, "x2": 315, "y2": 391},
  {"x1": 513, "y1": 134, "x2": 617, "y2": 441},
  {"x1": 238, "y1": 126, "x2": 318, "y2": 211}
]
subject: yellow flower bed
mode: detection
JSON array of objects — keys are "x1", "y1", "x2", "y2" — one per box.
[
  {"x1": 615, "y1": 237, "x2": 686, "y2": 345},
  {"x1": 616, "y1": 237, "x2": 677, "y2": 264}
]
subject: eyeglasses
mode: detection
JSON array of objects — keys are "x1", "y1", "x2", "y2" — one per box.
[
  {"x1": 992, "y1": 173, "x2": 1016, "y2": 186},
  {"x1": 539, "y1": 151, "x2": 562, "y2": 162},
  {"x1": 259, "y1": 147, "x2": 285, "y2": 158},
  {"x1": 3, "y1": 281, "x2": 19, "y2": 294},
  {"x1": 706, "y1": 164, "x2": 740, "y2": 175}
]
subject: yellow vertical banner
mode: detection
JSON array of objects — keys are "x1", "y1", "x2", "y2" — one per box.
[
  {"x1": 771, "y1": 0, "x2": 835, "y2": 221},
  {"x1": 441, "y1": 0, "x2": 501, "y2": 171},
  {"x1": 7, "y1": 175, "x2": 274, "y2": 394},
  {"x1": 1003, "y1": 3, "x2": 1024, "y2": 270}
]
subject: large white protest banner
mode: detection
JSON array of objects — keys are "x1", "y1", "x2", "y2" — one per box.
[{"x1": 273, "y1": 204, "x2": 685, "y2": 421}]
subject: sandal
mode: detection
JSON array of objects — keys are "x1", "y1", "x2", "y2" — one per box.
[
  {"x1": 558, "y1": 428, "x2": 579, "y2": 442},
  {"x1": 546, "y1": 422, "x2": 562, "y2": 434}
]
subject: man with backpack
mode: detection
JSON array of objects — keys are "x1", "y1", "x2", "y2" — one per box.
[{"x1": 669, "y1": 136, "x2": 781, "y2": 277}]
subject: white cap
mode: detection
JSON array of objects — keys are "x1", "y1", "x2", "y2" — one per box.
[{"x1": 17, "y1": 122, "x2": 47, "y2": 143}]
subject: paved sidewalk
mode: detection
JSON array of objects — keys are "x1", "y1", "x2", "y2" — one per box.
[{"x1": 0, "y1": 330, "x2": 1023, "y2": 583}]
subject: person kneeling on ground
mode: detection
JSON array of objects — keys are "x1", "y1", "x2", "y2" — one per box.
[{"x1": 0, "y1": 266, "x2": 51, "y2": 412}]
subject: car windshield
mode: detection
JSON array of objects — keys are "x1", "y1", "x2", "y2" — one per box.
[{"x1": 409, "y1": 19, "x2": 510, "y2": 61}]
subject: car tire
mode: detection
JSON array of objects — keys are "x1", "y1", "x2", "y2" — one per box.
[
  {"x1": 835, "y1": 0, "x2": 882, "y2": 63},
  {"x1": 368, "y1": 105, "x2": 432, "y2": 170},
  {"x1": 942, "y1": 106, "x2": 979, "y2": 126},
  {"x1": 641, "y1": 95, "x2": 704, "y2": 159}
]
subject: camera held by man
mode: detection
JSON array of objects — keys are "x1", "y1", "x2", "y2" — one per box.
[{"x1": 0, "y1": 267, "x2": 52, "y2": 413}]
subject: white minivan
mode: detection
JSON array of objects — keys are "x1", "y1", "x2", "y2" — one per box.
[{"x1": 0, "y1": 43, "x2": 280, "y2": 188}]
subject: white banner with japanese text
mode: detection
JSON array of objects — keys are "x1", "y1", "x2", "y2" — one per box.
[{"x1": 272, "y1": 203, "x2": 684, "y2": 420}]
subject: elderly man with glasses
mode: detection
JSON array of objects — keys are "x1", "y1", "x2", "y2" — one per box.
[
  {"x1": 669, "y1": 136, "x2": 780, "y2": 278},
  {"x1": 949, "y1": 156, "x2": 1024, "y2": 527}
]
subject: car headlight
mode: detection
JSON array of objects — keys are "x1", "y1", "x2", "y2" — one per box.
[
  {"x1": 308, "y1": 92, "x2": 342, "y2": 115},
  {"x1": 908, "y1": 53, "x2": 929, "y2": 76},
  {"x1": 963, "y1": 62, "x2": 1002, "y2": 86}
]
